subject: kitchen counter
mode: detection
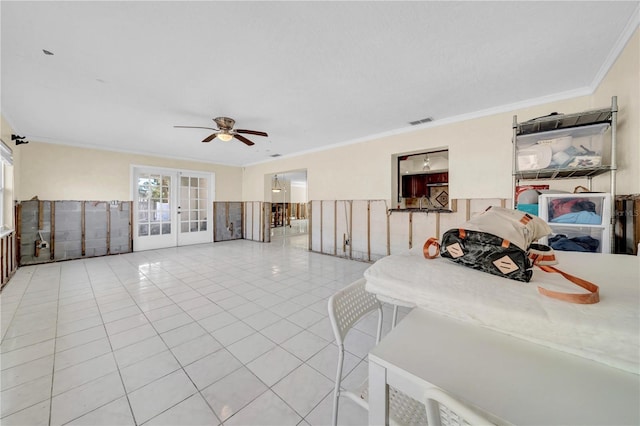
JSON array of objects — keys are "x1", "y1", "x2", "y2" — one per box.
[{"x1": 388, "y1": 208, "x2": 452, "y2": 214}]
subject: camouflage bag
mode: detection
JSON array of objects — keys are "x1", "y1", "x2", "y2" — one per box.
[
  {"x1": 440, "y1": 228, "x2": 533, "y2": 282},
  {"x1": 422, "y1": 206, "x2": 600, "y2": 304}
]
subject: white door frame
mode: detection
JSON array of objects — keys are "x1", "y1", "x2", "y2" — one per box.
[{"x1": 131, "y1": 165, "x2": 215, "y2": 251}]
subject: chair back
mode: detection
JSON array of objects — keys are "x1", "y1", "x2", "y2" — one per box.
[
  {"x1": 425, "y1": 387, "x2": 495, "y2": 426},
  {"x1": 328, "y1": 278, "x2": 381, "y2": 345}
]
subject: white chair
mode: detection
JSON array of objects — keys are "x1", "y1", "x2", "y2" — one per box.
[
  {"x1": 328, "y1": 278, "x2": 427, "y2": 425},
  {"x1": 424, "y1": 387, "x2": 496, "y2": 426}
]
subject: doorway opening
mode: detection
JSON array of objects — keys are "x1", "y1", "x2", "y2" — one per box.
[{"x1": 267, "y1": 170, "x2": 308, "y2": 248}]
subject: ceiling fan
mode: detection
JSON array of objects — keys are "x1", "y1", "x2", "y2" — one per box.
[{"x1": 174, "y1": 116, "x2": 268, "y2": 146}]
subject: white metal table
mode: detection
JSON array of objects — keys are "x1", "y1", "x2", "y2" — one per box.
[{"x1": 368, "y1": 307, "x2": 640, "y2": 425}]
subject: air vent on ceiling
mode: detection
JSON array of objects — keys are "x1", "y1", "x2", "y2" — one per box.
[
  {"x1": 270, "y1": 154, "x2": 281, "y2": 158},
  {"x1": 409, "y1": 117, "x2": 434, "y2": 126}
]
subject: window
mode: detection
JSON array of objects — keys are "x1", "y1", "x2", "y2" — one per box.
[
  {"x1": 394, "y1": 149, "x2": 449, "y2": 208},
  {"x1": 0, "y1": 139, "x2": 13, "y2": 232}
]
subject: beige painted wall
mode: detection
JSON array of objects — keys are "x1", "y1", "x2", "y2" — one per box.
[
  {"x1": 15, "y1": 142, "x2": 243, "y2": 201},
  {"x1": 592, "y1": 28, "x2": 639, "y2": 196},
  {"x1": 243, "y1": 28, "x2": 640, "y2": 202}
]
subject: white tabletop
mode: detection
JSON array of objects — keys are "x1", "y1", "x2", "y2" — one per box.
[
  {"x1": 369, "y1": 307, "x2": 640, "y2": 425},
  {"x1": 365, "y1": 250, "x2": 640, "y2": 373}
]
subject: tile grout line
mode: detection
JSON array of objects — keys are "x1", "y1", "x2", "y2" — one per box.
[{"x1": 49, "y1": 262, "x2": 63, "y2": 426}]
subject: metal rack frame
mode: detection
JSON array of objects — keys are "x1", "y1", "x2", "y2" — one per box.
[{"x1": 512, "y1": 96, "x2": 618, "y2": 252}]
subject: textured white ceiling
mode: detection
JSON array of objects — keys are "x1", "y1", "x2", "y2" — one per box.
[{"x1": 1, "y1": 1, "x2": 638, "y2": 166}]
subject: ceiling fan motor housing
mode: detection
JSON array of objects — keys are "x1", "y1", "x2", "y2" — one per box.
[{"x1": 214, "y1": 117, "x2": 235, "y2": 130}]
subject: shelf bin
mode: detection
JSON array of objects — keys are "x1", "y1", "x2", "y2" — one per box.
[
  {"x1": 515, "y1": 123, "x2": 610, "y2": 172},
  {"x1": 540, "y1": 225, "x2": 609, "y2": 253},
  {"x1": 538, "y1": 193, "x2": 611, "y2": 225}
]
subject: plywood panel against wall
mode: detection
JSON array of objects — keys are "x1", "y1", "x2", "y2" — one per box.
[
  {"x1": 242, "y1": 202, "x2": 250, "y2": 240},
  {"x1": 19, "y1": 200, "x2": 53, "y2": 265},
  {"x1": 370, "y1": 201, "x2": 388, "y2": 261},
  {"x1": 214, "y1": 202, "x2": 243, "y2": 242},
  {"x1": 411, "y1": 212, "x2": 438, "y2": 251},
  {"x1": 321, "y1": 201, "x2": 336, "y2": 255},
  {"x1": 252, "y1": 202, "x2": 262, "y2": 241},
  {"x1": 335, "y1": 201, "x2": 350, "y2": 258},
  {"x1": 110, "y1": 202, "x2": 132, "y2": 254},
  {"x1": 310, "y1": 201, "x2": 322, "y2": 253},
  {"x1": 85, "y1": 202, "x2": 108, "y2": 258},
  {"x1": 242, "y1": 201, "x2": 270, "y2": 243},
  {"x1": 350, "y1": 201, "x2": 368, "y2": 261},
  {"x1": 388, "y1": 212, "x2": 410, "y2": 255}
]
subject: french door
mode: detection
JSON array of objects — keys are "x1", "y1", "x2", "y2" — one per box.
[{"x1": 133, "y1": 167, "x2": 214, "y2": 251}]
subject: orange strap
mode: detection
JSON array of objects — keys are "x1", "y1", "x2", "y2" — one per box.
[
  {"x1": 423, "y1": 238, "x2": 440, "y2": 259},
  {"x1": 535, "y1": 264, "x2": 600, "y2": 304}
]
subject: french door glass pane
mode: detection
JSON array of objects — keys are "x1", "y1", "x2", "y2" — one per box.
[
  {"x1": 180, "y1": 174, "x2": 208, "y2": 234},
  {"x1": 137, "y1": 173, "x2": 171, "y2": 237}
]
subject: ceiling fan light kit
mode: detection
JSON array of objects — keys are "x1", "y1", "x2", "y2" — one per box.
[
  {"x1": 174, "y1": 116, "x2": 268, "y2": 146},
  {"x1": 217, "y1": 133, "x2": 233, "y2": 142}
]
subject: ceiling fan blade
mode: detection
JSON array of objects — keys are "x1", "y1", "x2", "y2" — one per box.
[
  {"x1": 234, "y1": 134, "x2": 255, "y2": 146},
  {"x1": 202, "y1": 133, "x2": 218, "y2": 143},
  {"x1": 235, "y1": 129, "x2": 268, "y2": 137},
  {"x1": 174, "y1": 126, "x2": 218, "y2": 131}
]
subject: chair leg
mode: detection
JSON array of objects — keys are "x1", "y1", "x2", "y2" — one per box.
[
  {"x1": 332, "y1": 346, "x2": 345, "y2": 426},
  {"x1": 392, "y1": 304, "x2": 399, "y2": 328}
]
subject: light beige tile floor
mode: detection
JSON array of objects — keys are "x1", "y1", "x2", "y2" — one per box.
[{"x1": 1, "y1": 239, "x2": 404, "y2": 425}]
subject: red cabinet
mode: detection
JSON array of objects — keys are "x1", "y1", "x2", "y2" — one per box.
[{"x1": 401, "y1": 172, "x2": 448, "y2": 198}]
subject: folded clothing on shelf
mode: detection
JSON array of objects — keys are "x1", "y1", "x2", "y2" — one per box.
[
  {"x1": 549, "y1": 234, "x2": 600, "y2": 252},
  {"x1": 551, "y1": 211, "x2": 602, "y2": 224}
]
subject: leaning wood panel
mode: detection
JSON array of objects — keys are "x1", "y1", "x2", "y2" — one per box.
[
  {"x1": 388, "y1": 212, "x2": 410, "y2": 255},
  {"x1": 1, "y1": 233, "x2": 5, "y2": 283},
  {"x1": 84, "y1": 202, "x2": 108, "y2": 258},
  {"x1": 81, "y1": 201, "x2": 86, "y2": 257},
  {"x1": 213, "y1": 202, "x2": 243, "y2": 242},
  {"x1": 310, "y1": 201, "x2": 322, "y2": 253},
  {"x1": 351, "y1": 200, "x2": 369, "y2": 261},
  {"x1": 369, "y1": 201, "x2": 388, "y2": 261},
  {"x1": 253, "y1": 202, "x2": 262, "y2": 241},
  {"x1": 54, "y1": 201, "x2": 84, "y2": 261},
  {"x1": 335, "y1": 201, "x2": 351, "y2": 258},
  {"x1": 263, "y1": 202, "x2": 271, "y2": 243},
  {"x1": 50, "y1": 202, "x2": 56, "y2": 260},
  {"x1": 0, "y1": 231, "x2": 17, "y2": 289},
  {"x1": 307, "y1": 201, "x2": 312, "y2": 251},
  {"x1": 20, "y1": 200, "x2": 52, "y2": 264},
  {"x1": 321, "y1": 201, "x2": 336, "y2": 255},
  {"x1": 412, "y1": 212, "x2": 438, "y2": 250},
  {"x1": 106, "y1": 202, "x2": 111, "y2": 255},
  {"x1": 110, "y1": 202, "x2": 132, "y2": 255}
]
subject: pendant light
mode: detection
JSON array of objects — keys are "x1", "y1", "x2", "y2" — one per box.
[
  {"x1": 422, "y1": 155, "x2": 431, "y2": 171},
  {"x1": 272, "y1": 174, "x2": 282, "y2": 193}
]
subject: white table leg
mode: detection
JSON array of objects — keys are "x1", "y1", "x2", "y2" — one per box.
[
  {"x1": 392, "y1": 304, "x2": 399, "y2": 328},
  {"x1": 368, "y1": 359, "x2": 389, "y2": 426}
]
